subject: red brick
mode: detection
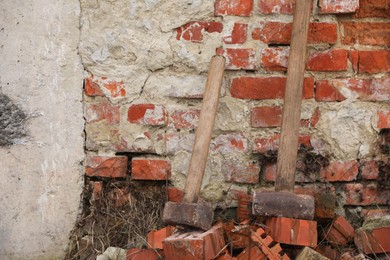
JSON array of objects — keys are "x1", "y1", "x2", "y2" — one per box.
[
  {"x1": 319, "y1": 0, "x2": 359, "y2": 13},
  {"x1": 231, "y1": 77, "x2": 314, "y2": 100},
  {"x1": 85, "y1": 156, "x2": 128, "y2": 178},
  {"x1": 356, "y1": 0, "x2": 390, "y2": 18},
  {"x1": 361, "y1": 160, "x2": 379, "y2": 180},
  {"x1": 126, "y1": 248, "x2": 158, "y2": 260},
  {"x1": 265, "y1": 217, "x2": 318, "y2": 247},
  {"x1": 378, "y1": 110, "x2": 390, "y2": 129},
  {"x1": 255, "y1": 22, "x2": 337, "y2": 44},
  {"x1": 147, "y1": 226, "x2": 175, "y2": 250},
  {"x1": 345, "y1": 183, "x2": 390, "y2": 205},
  {"x1": 219, "y1": 48, "x2": 256, "y2": 70},
  {"x1": 237, "y1": 246, "x2": 267, "y2": 260},
  {"x1": 214, "y1": 0, "x2": 253, "y2": 16},
  {"x1": 211, "y1": 133, "x2": 249, "y2": 153},
  {"x1": 222, "y1": 158, "x2": 260, "y2": 184},
  {"x1": 316, "y1": 78, "x2": 390, "y2": 102},
  {"x1": 85, "y1": 101, "x2": 120, "y2": 124},
  {"x1": 355, "y1": 226, "x2": 390, "y2": 254},
  {"x1": 320, "y1": 160, "x2": 358, "y2": 182},
  {"x1": 127, "y1": 104, "x2": 166, "y2": 126},
  {"x1": 253, "y1": 134, "x2": 311, "y2": 153},
  {"x1": 263, "y1": 162, "x2": 318, "y2": 183},
  {"x1": 258, "y1": 0, "x2": 295, "y2": 14},
  {"x1": 215, "y1": 252, "x2": 237, "y2": 259},
  {"x1": 131, "y1": 158, "x2": 170, "y2": 180},
  {"x1": 222, "y1": 222, "x2": 251, "y2": 249},
  {"x1": 324, "y1": 216, "x2": 354, "y2": 246},
  {"x1": 223, "y1": 22, "x2": 248, "y2": 44},
  {"x1": 306, "y1": 49, "x2": 348, "y2": 72},
  {"x1": 85, "y1": 76, "x2": 103, "y2": 96},
  {"x1": 101, "y1": 78, "x2": 126, "y2": 98},
  {"x1": 251, "y1": 228, "x2": 290, "y2": 260},
  {"x1": 358, "y1": 51, "x2": 390, "y2": 74},
  {"x1": 342, "y1": 22, "x2": 390, "y2": 46},
  {"x1": 168, "y1": 109, "x2": 200, "y2": 130},
  {"x1": 167, "y1": 187, "x2": 184, "y2": 203},
  {"x1": 176, "y1": 21, "x2": 223, "y2": 42},
  {"x1": 163, "y1": 223, "x2": 226, "y2": 260}
]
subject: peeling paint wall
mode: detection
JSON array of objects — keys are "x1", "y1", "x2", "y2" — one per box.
[{"x1": 0, "y1": 0, "x2": 84, "y2": 259}]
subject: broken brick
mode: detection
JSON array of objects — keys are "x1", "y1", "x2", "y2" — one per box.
[
  {"x1": 147, "y1": 226, "x2": 175, "y2": 250},
  {"x1": 324, "y1": 216, "x2": 355, "y2": 246},
  {"x1": 163, "y1": 223, "x2": 226, "y2": 260},
  {"x1": 128, "y1": 104, "x2": 166, "y2": 126},
  {"x1": 85, "y1": 156, "x2": 128, "y2": 178},
  {"x1": 167, "y1": 187, "x2": 184, "y2": 203},
  {"x1": 265, "y1": 217, "x2": 318, "y2": 247},
  {"x1": 355, "y1": 225, "x2": 390, "y2": 254},
  {"x1": 237, "y1": 193, "x2": 252, "y2": 222}
]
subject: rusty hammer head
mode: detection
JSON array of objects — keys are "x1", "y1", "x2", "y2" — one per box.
[
  {"x1": 162, "y1": 201, "x2": 214, "y2": 230},
  {"x1": 252, "y1": 191, "x2": 315, "y2": 220}
]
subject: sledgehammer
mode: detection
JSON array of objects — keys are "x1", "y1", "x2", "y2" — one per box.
[
  {"x1": 252, "y1": 0, "x2": 315, "y2": 220},
  {"x1": 163, "y1": 55, "x2": 225, "y2": 230}
]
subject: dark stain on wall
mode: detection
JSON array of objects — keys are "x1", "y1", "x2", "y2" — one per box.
[{"x1": 0, "y1": 93, "x2": 28, "y2": 146}]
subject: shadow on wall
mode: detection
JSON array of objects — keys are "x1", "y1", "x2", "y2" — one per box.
[{"x1": 0, "y1": 93, "x2": 28, "y2": 146}]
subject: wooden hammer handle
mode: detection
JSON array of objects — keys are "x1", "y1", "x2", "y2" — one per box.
[
  {"x1": 275, "y1": 0, "x2": 312, "y2": 192},
  {"x1": 183, "y1": 55, "x2": 225, "y2": 203}
]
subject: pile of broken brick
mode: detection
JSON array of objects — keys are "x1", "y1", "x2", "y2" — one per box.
[{"x1": 123, "y1": 196, "x2": 390, "y2": 260}]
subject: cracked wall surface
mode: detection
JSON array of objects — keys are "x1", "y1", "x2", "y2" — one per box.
[{"x1": 0, "y1": 0, "x2": 84, "y2": 259}]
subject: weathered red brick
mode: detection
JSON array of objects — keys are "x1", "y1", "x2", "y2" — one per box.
[
  {"x1": 168, "y1": 109, "x2": 200, "y2": 130},
  {"x1": 345, "y1": 183, "x2": 390, "y2": 205},
  {"x1": 236, "y1": 194, "x2": 252, "y2": 222},
  {"x1": 261, "y1": 47, "x2": 289, "y2": 71},
  {"x1": 359, "y1": 51, "x2": 390, "y2": 74},
  {"x1": 361, "y1": 160, "x2": 380, "y2": 180},
  {"x1": 219, "y1": 48, "x2": 256, "y2": 70},
  {"x1": 251, "y1": 106, "x2": 282, "y2": 128},
  {"x1": 176, "y1": 21, "x2": 223, "y2": 42},
  {"x1": 85, "y1": 76, "x2": 103, "y2": 96},
  {"x1": 90, "y1": 181, "x2": 103, "y2": 201},
  {"x1": 127, "y1": 104, "x2": 166, "y2": 126},
  {"x1": 167, "y1": 187, "x2": 184, "y2": 203},
  {"x1": 253, "y1": 134, "x2": 311, "y2": 153},
  {"x1": 263, "y1": 162, "x2": 318, "y2": 183},
  {"x1": 214, "y1": 0, "x2": 253, "y2": 16},
  {"x1": 222, "y1": 158, "x2": 260, "y2": 184},
  {"x1": 254, "y1": 22, "x2": 337, "y2": 44},
  {"x1": 355, "y1": 225, "x2": 390, "y2": 254},
  {"x1": 316, "y1": 78, "x2": 390, "y2": 102},
  {"x1": 126, "y1": 248, "x2": 158, "y2": 260},
  {"x1": 378, "y1": 110, "x2": 390, "y2": 129},
  {"x1": 342, "y1": 22, "x2": 390, "y2": 46},
  {"x1": 307, "y1": 49, "x2": 348, "y2": 72},
  {"x1": 320, "y1": 160, "x2": 358, "y2": 182},
  {"x1": 163, "y1": 223, "x2": 226, "y2": 260},
  {"x1": 85, "y1": 156, "x2": 128, "y2": 178},
  {"x1": 356, "y1": 0, "x2": 390, "y2": 18},
  {"x1": 319, "y1": 0, "x2": 359, "y2": 13},
  {"x1": 223, "y1": 22, "x2": 248, "y2": 44},
  {"x1": 349, "y1": 50, "x2": 359, "y2": 71},
  {"x1": 101, "y1": 78, "x2": 126, "y2": 98},
  {"x1": 258, "y1": 0, "x2": 295, "y2": 14},
  {"x1": 131, "y1": 158, "x2": 170, "y2": 180},
  {"x1": 231, "y1": 77, "x2": 314, "y2": 100},
  {"x1": 315, "y1": 80, "x2": 347, "y2": 102},
  {"x1": 85, "y1": 101, "x2": 120, "y2": 124},
  {"x1": 147, "y1": 226, "x2": 175, "y2": 250},
  {"x1": 265, "y1": 217, "x2": 318, "y2": 247},
  {"x1": 324, "y1": 216, "x2": 355, "y2": 246},
  {"x1": 211, "y1": 133, "x2": 249, "y2": 153}
]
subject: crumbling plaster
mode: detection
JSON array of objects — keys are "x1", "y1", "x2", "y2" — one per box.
[{"x1": 0, "y1": 0, "x2": 84, "y2": 259}]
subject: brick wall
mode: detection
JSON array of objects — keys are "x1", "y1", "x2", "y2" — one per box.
[{"x1": 82, "y1": 0, "x2": 390, "y2": 220}]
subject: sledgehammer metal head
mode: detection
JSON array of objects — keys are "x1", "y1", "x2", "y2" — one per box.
[
  {"x1": 252, "y1": 191, "x2": 315, "y2": 220},
  {"x1": 163, "y1": 201, "x2": 214, "y2": 230}
]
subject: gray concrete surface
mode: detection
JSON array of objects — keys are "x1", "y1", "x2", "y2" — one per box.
[{"x1": 0, "y1": 1, "x2": 84, "y2": 259}]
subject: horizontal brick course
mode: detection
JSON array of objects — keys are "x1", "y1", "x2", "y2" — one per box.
[
  {"x1": 85, "y1": 156, "x2": 128, "y2": 178},
  {"x1": 342, "y1": 22, "x2": 390, "y2": 46},
  {"x1": 319, "y1": 0, "x2": 359, "y2": 13},
  {"x1": 131, "y1": 158, "x2": 171, "y2": 180},
  {"x1": 214, "y1": 0, "x2": 253, "y2": 16}
]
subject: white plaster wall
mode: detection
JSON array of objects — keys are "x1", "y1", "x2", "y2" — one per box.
[{"x1": 0, "y1": 1, "x2": 84, "y2": 259}]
